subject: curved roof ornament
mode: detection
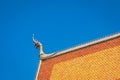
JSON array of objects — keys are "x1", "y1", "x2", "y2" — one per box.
[
  {"x1": 32, "y1": 34, "x2": 56, "y2": 60},
  {"x1": 32, "y1": 34, "x2": 46, "y2": 59}
]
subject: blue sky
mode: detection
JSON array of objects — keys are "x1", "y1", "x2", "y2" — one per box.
[{"x1": 0, "y1": 0, "x2": 120, "y2": 80}]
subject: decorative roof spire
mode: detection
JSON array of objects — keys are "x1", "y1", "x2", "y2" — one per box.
[{"x1": 32, "y1": 34, "x2": 44, "y2": 58}]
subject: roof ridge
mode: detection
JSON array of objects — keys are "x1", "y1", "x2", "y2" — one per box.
[{"x1": 40, "y1": 32, "x2": 120, "y2": 60}]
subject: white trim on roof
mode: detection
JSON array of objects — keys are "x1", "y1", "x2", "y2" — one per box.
[
  {"x1": 35, "y1": 60, "x2": 41, "y2": 80},
  {"x1": 40, "y1": 32, "x2": 120, "y2": 60}
]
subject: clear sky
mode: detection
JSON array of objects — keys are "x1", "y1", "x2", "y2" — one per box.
[{"x1": 0, "y1": 0, "x2": 120, "y2": 80}]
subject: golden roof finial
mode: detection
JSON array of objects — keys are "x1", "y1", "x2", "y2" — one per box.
[{"x1": 32, "y1": 34, "x2": 44, "y2": 58}]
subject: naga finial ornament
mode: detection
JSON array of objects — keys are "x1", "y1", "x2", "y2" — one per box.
[{"x1": 32, "y1": 34, "x2": 44, "y2": 57}]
